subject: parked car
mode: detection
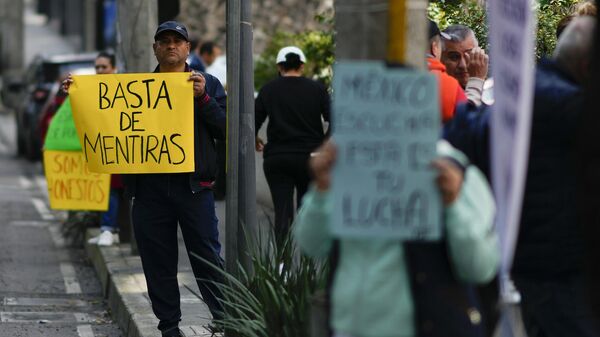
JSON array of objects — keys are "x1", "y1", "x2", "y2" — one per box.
[{"x1": 6, "y1": 52, "x2": 96, "y2": 160}]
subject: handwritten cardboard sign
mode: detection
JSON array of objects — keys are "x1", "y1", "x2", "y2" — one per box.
[
  {"x1": 331, "y1": 61, "x2": 442, "y2": 240},
  {"x1": 44, "y1": 97, "x2": 82, "y2": 151},
  {"x1": 44, "y1": 150, "x2": 110, "y2": 211},
  {"x1": 69, "y1": 73, "x2": 194, "y2": 173},
  {"x1": 489, "y1": 0, "x2": 536, "y2": 284}
]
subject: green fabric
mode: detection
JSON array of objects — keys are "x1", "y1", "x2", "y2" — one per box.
[
  {"x1": 43, "y1": 97, "x2": 82, "y2": 151},
  {"x1": 293, "y1": 140, "x2": 499, "y2": 337}
]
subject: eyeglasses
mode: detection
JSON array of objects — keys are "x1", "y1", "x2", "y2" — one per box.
[{"x1": 95, "y1": 65, "x2": 108, "y2": 70}]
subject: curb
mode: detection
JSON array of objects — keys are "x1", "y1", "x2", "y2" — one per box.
[
  {"x1": 85, "y1": 229, "x2": 217, "y2": 337},
  {"x1": 85, "y1": 229, "x2": 158, "y2": 337}
]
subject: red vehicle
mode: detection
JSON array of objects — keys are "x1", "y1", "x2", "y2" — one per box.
[{"x1": 37, "y1": 82, "x2": 68, "y2": 148}]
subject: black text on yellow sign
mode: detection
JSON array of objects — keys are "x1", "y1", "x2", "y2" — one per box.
[
  {"x1": 44, "y1": 150, "x2": 110, "y2": 211},
  {"x1": 69, "y1": 73, "x2": 195, "y2": 173}
]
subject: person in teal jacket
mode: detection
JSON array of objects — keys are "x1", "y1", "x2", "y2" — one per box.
[{"x1": 294, "y1": 139, "x2": 499, "y2": 337}]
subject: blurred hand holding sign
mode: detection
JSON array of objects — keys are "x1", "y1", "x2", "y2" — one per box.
[
  {"x1": 331, "y1": 62, "x2": 442, "y2": 240},
  {"x1": 69, "y1": 73, "x2": 194, "y2": 173},
  {"x1": 44, "y1": 97, "x2": 81, "y2": 151}
]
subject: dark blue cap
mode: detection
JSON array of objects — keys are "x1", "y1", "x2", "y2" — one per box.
[
  {"x1": 154, "y1": 21, "x2": 189, "y2": 41},
  {"x1": 428, "y1": 19, "x2": 451, "y2": 40}
]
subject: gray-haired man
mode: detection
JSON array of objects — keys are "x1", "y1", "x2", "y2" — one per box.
[{"x1": 441, "y1": 24, "x2": 489, "y2": 106}]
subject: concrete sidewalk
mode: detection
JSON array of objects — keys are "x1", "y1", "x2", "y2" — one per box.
[
  {"x1": 85, "y1": 231, "x2": 216, "y2": 337},
  {"x1": 85, "y1": 200, "x2": 274, "y2": 337}
]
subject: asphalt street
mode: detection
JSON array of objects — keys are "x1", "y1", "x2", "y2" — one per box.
[{"x1": 0, "y1": 111, "x2": 123, "y2": 337}]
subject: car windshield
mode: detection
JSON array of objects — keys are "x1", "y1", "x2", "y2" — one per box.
[{"x1": 42, "y1": 60, "x2": 95, "y2": 83}]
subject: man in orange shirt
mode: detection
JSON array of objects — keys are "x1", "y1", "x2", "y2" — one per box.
[{"x1": 427, "y1": 19, "x2": 467, "y2": 123}]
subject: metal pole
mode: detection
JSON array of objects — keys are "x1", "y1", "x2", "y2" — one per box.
[
  {"x1": 225, "y1": 0, "x2": 241, "y2": 276},
  {"x1": 225, "y1": 0, "x2": 256, "y2": 277},
  {"x1": 238, "y1": 0, "x2": 257, "y2": 272}
]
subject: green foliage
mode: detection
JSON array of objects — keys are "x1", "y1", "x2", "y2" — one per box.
[
  {"x1": 192, "y1": 226, "x2": 328, "y2": 337},
  {"x1": 428, "y1": 0, "x2": 488, "y2": 49},
  {"x1": 254, "y1": 14, "x2": 334, "y2": 90},
  {"x1": 428, "y1": 0, "x2": 581, "y2": 59},
  {"x1": 536, "y1": 0, "x2": 580, "y2": 57}
]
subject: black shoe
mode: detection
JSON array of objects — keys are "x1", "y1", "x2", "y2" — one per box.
[{"x1": 162, "y1": 328, "x2": 185, "y2": 337}]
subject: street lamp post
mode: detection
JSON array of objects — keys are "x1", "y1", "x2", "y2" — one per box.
[{"x1": 225, "y1": 0, "x2": 256, "y2": 277}]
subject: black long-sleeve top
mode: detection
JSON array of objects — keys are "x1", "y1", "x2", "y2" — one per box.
[{"x1": 255, "y1": 76, "x2": 330, "y2": 157}]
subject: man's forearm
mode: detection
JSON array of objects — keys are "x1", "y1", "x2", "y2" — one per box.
[{"x1": 465, "y1": 77, "x2": 485, "y2": 107}]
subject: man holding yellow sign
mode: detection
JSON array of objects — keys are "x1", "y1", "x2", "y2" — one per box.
[
  {"x1": 64, "y1": 21, "x2": 227, "y2": 337},
  {"x1": 69, "y1": 70, "x2": 195, "y2": 173}
]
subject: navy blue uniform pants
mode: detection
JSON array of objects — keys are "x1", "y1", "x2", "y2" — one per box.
[
  {"x1": 100, "y1": 189, "x2": 120, "y2": 232},
  {"x1": 132, "y1": 174, "x2": 224, "y2": 333}
]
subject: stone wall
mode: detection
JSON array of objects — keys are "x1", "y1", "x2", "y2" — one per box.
[{"x1": 177, "y1": 0, "x2": 333, "y2": 53}]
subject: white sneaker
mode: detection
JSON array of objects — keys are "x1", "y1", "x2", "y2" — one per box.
[
  {"x1": 88, "y1": 233, "x2": 101, "y2": 244},
  {"x1": 87, "y1": 231, "x2": 115, "y2": 246},
  {"x1": 97, "y1": 230, "x2": 115, "y2": 246}
]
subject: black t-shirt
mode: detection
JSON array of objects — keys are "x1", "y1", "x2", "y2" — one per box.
[{"x1": 255, "y1": 76, "x2": 330, "y2": 157}]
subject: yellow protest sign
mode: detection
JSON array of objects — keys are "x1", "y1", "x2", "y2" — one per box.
[
  {"x1": 44, "y1": 150, "x2": 110, "y2": 211},
  {"x1": 69, "y1": 72, "x2": 195, "y2": 173}
]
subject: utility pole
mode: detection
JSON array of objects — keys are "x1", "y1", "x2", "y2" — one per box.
[
  {"x1": 335, "y1": 0, "x2": 427, "y2": 67},
  {"x1": 225, "y1": 0, "x2": 256, "y2": 276},
  {"x1": 116, "y1": 0, "x2": 157, "y2": 73},
  {"x1": 116, "y1": 0, "x2": 158, "y2": 254}
]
